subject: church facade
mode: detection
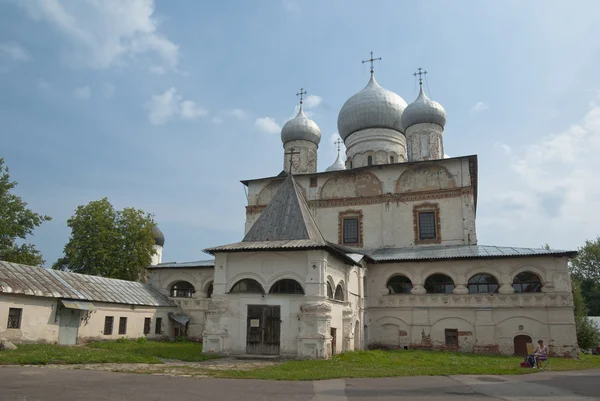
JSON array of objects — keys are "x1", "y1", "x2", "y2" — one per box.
[{"x1": 147, "y1": 64, "x2": 578, "y2": 358}]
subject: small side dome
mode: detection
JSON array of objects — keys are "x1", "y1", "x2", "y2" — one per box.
[
  {"x1": 152, "y1": 224, "x2": 165, "y2": 247},
  {"x1": 337, "y1": 75, "x2": 407, "y2": 141},
  {"x1": 326, "y1": 151, "x2": 346, "y2": 172},
  {"x1": 401, "y1": 87, "x2": 447, "y2": 130},
  {"x1": 281, "y1": 106, "x2": 321, "y2": 145}
]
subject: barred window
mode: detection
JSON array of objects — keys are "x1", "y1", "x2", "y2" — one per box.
[
  {"x1": 144, "y1": 318, "x2": 151, "y2": 335},
  {"x1": 445, "y1": 329, "x2": 458, "y2": 347},
  {"x1": 512, "y1": 272, "x2": 542, "y2": 293},
  {"x1": 418, "y1": 212, "x2": 436, "y2": 240},
  {"x1": 155, "y1": 317, "x2": 162, "y2": 335},
  {"x1": 170, "y1": 281, "x2": 195, "y2": 298},
  {"x1": 7, "y1": 308, "x2": 22, "y2": 329},
  {"x1": 425, "y1": 274, "x2": 455, "y2": 294},
  {"x1": 118, "y1": 317, "x2": 127, "y2": 335},
  {"x1": 343, "y1": 218, "x2": 359, "y2": 244},
  {"x1": 103, "y1": 316, "x2": 114, "y2": 335},
  {"x1": 468, "y1": 274, "x2": 499, "y2": 294},
  {"x1": 269, "y1": 279, "x2": 304, "y2": 294}
]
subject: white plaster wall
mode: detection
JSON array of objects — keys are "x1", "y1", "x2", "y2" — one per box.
[
  {"x1": 283, "y1": 140, "x2": 318, "y2": 174},
  {"x1": 345, "y1": 128, "x2": 407, "y2": 166},
  {"x1": 405, "y1": 123, "x2": 444, "y2": 162},
  {"x1": 0, "y1": 294, "x2": 58, "y2": 343}
]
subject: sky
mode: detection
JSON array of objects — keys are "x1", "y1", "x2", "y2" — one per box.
[{"x1": 1, "y1": 0, "x2": 600, "y2": 267}]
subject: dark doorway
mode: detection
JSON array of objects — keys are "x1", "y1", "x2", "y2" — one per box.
[
  {"x1": 514, "y1": 335, "x2": 533, "y2": 356},
  {"x1": 246, "y1": 305, "x2": 281, "y2": 355},
  {"x1": 331, "y1": 328, "x2": 337, "y2": 355}
]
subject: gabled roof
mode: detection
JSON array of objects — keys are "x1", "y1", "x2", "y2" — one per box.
[{"x1": 0, "y1": 261, "x2": 174, "y2": 307}]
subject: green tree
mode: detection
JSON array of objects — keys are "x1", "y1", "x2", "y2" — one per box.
[
  {"x1": 570, "y1": 237, "x2": 600, "y2": 316},
  {"x1": 54, "y1": 198, "x2": 155, "y2": 281},
  {"x1": 572, "y1": 279, "x2": 600, "y2": 350},
  {"x1": 0, "y1": 158, "x2": 51, "y2": 266}
]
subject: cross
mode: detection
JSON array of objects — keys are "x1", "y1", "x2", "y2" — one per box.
[
  {"x1": 285, "y1": 147, "x2": 300, "y2": 173},
  {"x1": 413, "y1": 68, "x2": 427, "y2": 86},
  {"x1": 334, "y1": 138, "x2": 343, "y2": 152},
  {"x1": 362, "y1": 51, "x2": 381, "y2": 75},
  {"x1": 296, "y1": 88, "x2": 307, "y2": 105}
]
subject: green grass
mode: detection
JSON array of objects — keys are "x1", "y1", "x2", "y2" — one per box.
[
  {"x1": 209, "y1": 350, "x2": 600, "y2": 381},
  {"x1": 0, "y1": 340, "x2": 218, "y2": 365}
]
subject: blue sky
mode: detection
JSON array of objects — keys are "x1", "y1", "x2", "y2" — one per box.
[{"x1": 1, "y1": 0, "x2": 600, "y2": 266}]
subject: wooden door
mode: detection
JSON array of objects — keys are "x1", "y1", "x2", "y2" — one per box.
[
  {"x1": 514, "y1": 335, "x2": 532, "y2": 356},
  {"x1": 58, "y1": 308, "x2": 80, "y2": 345},
  {"x1": 331, "y1": 328, "x2": 337, "y2": 355},
  {"x1": 246, "y1": 305, "x2": 281, "y2": 355}
]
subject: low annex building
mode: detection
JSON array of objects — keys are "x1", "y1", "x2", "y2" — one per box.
[{"x1": 0, "y1": 261, "x2": 182, "y2": 344}]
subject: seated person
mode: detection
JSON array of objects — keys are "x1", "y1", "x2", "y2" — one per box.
[{"x1": 533, "y1": 340, "x2": 548, "y2": 368}]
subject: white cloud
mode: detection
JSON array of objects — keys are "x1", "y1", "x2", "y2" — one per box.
[
  {"x1": 146, "y1": 87, "x2": 208, "y2": 125},
  {"x1": 304, "y1": 95, "x2": 322, "y2": 109},
  {"x1": 18, "y1": 0, "x2": 179, "y2": 71},
  {"x1": 470, "y1": 101, "x2": 489, "y2": 113},
  {"x1": 493, "y1": 141, "x2": 512, "y2": 155},
  {"x1": 0, "y1": 42, "x2": 32, "y2": 62},
  {"x1": 479, "y1": 99, "x2": 600, "y2": 249},
  {"x1": 102, "y1": 83, "x2": 115, "y2": 99},
  {"x1": 72, "y1": 85, "x2": 91, "y2": 100},
  {"x1": 229, "y1": 109, "x2": 248, "y2": 119},
  {"x1": 254, "y1": 117, "x2": 281, "y2": 134}
]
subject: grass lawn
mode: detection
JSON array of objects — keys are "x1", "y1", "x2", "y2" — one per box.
[
  {"x1": 209, "y1": 350, "x2": 600, "y2": 381},
  {"x1": 0, "y1": 340, "x2": 218, "y2": 365}
]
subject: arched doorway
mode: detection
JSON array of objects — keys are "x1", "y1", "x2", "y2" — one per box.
[
  {"x1": 354, "y1": 321, "x2": 360, "y2": 350},
  {"x1": 514, "y1": 335, "x2": 532, "y2": 356}
]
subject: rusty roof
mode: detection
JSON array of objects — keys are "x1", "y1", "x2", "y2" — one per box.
[{"x1": 0, "y1": 261, "x2": 174, "y2": 307}]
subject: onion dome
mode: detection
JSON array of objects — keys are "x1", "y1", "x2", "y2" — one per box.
[
  {"x1": 152, "y1": 224, "x2": 165, "y2": 247},
  {"x1": 281, "y1": 105, "x2": 321, "y2": 145},
  {"x1": 325, "y1": 151, "x2": 346, "y2": 172},
  {"x1": 337, "y1": 74, "x2": 407, "y2": 141},
  {"x1": 401, "y1": 86, "x2": 447, "y2": 129}
]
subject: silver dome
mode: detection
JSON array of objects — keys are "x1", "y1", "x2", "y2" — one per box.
[
  {"x1": 401, "y1": 86, "x2": 447, "y2": 129},
  {"x1": 281, "y1": 105, "x2": 321, "y2": 145},
  {"x1": 337, "y1": 74, "x2": 407, "y2": 141},
  {"x1": 325, "y1": 151, "x2": 346, "y2": 172}
]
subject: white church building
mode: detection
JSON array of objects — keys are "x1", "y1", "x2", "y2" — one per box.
[{"x1": 146, "y1": 63, "x2": 578, "y2": 359}]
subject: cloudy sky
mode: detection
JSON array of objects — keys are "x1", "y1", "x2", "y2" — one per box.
[{"x1": 1, "y1": 0, "x2": 600, "y2": 266}]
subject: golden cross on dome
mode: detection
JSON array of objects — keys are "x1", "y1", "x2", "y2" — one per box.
[
  {"x1": 296, "y1": 88, "x2": 307, "y2": 104},
  {"x1": 362, "y1": 51, "x2": 381, "y2": 75},
  {"x1": 413, "y1": 68, "x2": 428, "y2": 86}
]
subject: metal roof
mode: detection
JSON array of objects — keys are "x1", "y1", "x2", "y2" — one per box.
[
  {"x1": 148, "y1": 259, "x2": 215, "y2": 269},
  {"x1": 366, "y1": 245, "x2": 576, "y2": 262},
  {"x1": 0, "y1": 261, "x2": 174, "y2": 307}
]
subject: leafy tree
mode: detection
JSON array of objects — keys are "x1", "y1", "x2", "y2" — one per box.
[
  {"x1": 0, "y1": 158, "x2": 51, "y2": 265},
  {"x1": 570, "y1": 237, "x2": 600, "y2": 316},
  {"x1": 54, "y1": 198, "x2": 155, "y2": 281},
  {"x1": 572, "y1": 279, "x2": 600, "y2": 350}
]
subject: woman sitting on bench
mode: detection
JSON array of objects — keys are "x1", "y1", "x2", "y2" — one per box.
[{"x1": 533, "y1": 340, "x2": 548, "y2": 368}]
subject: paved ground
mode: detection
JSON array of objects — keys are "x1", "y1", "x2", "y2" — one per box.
[{"x1": 1, "y1": 366, "x2": 599, "y2": 401}]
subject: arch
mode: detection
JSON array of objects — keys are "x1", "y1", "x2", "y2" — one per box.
[
  {"x1": 514, "y1": 335, "x2": 533, "y2": 356},
  {"x1": 512, "y1": 272, "x2": 542, "y2": 293},
  {"x1": 334, "y1": 284, "x2": 344, "y2": 301},
  {"x1": 424, "y1": 273, "x2": 455, "y2": 294},
  {"x1": 229, "y1": 279, "x2": 264, "y2": 294},
  {"x1": 170, "y1": 281, "x2": 195, "y2": 298},
  {"x1": 320, "y1": 171, "x2": 382, "y2": 199},
  {"x1": 386, "y1": 274, "x2": 413, "y2": 294},
  {"x1": 511, "y1": 265, "x2": 547, "y2": 284},
  {"x1": 374, "y1": 316, "x2": 410, "y2": 327},
  {"x1": 395, "y1": 165, "x2": 456, "y2": 193},
  {"x1": 266, "y1": 272, "x2": 305, "y2": 289},
  {"x1": 327, "y1": 282, "x2": 334, "y2": 298},
  {"x1": 204, "y1": 281, "x2": 214, "y2": 298},
  {"x1": 430, "y1": 316, "x2": 474, "y2": 327},
  {"x1": 227, "y1": 272, "x2": 266, "y2": 292},
  {"x1": 269, "y1": 279, "x2": 304, "y2": 295},
  {"x1": 468, "y1": 273, "x2": 499, "y2": 294}
]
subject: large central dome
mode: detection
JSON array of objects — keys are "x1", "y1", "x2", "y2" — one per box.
[{"x1": 337, "y1": 74, "x2": 407, "y2": 141}]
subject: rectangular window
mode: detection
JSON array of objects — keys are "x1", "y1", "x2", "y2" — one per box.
[
  {"x1": 104, "y1": 316, "x2": 114, "y2": 335},
  {"x1": 144, "y1": 318, "x2": 151, "y2": 335},
  {"x1": 310, "y1": 177, "x2": 318, "y2": 188},
  {"x1": 118, "y1": 317, "x2": 127, "y2": 335},
  {"x1": 418, "y1": 212, "x2": 436, "y2": 240},
  {"x1": 155, "y1": 317, "x2": 162, "y2": 335},
  {"x1": 343, "y1": 218, "x2": 359, "y2": 244},
  {"x1": 7, "y1": 308, "x2": 22, "y2": 329},
  {"x1": 445, "y1": 329, "x2": 458, "y2": 347}
]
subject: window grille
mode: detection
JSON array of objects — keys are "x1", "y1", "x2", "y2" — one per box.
[
  {"x1": 445, "y1": 329, "x2": 458, "y2": 347},
  {"x1": 155, "y1": 318, "x2": 162, "y2": 335},
  {"x1": 144, "y1": 318, "x2": 151, "y2": 335},
  {"x1": 118, "y1": 317, "x2": 127, "y2": 335},
  {"x1": 418, "y1": 212, "x2": 436, "y2": 240},
  {"x1": 343, "y1": 218, "x2": 359, "y2": 244},
  {"x1": 103, "y1": 316, "x2": 114, "y2": 335},
  {"x1": 7, "y1": 308, "x2": 22, "y2": 329}
]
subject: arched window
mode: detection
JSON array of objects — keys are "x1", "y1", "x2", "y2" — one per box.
[
  {"x1": 334, "y1": 284, "x2": 344, "y2": 301},
  {"x1": 390, "y1": 156, "x2": 395, "y2": 163},
  {"x1": 367, "y1": 155, "x2": 373, "y2": 166},
  {"x1": 229, "y1": 279, "x2": 264, "y2": 294},
  {"x1": 171, "y1": 281, "x2": 195, "y2": 298},
  {"x1": 269, "y1": 279, "x2": 304, "y2": 294},
  {"x1": 512, "y1": 272, "x2": 542, "y2": 293},
  {"x1": 206, "y1": 282, "x2": 213, "y2": 298},
  {"x1": 468, "y1": 274, "x2": 499, "y2": 294},
  {"x1": 424, "y1": 274, "x2": 454, "y2": 294},
  {"x1": 387, "y1": 275, "x2": 413, "y2": 294},
  {"x1": 327, "y1": 282, "x2": 334, "y2": 298}
]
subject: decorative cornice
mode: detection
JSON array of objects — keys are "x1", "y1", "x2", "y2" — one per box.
[{"x1": 246, "y1": 187, "x2": 473, "y2": 214}]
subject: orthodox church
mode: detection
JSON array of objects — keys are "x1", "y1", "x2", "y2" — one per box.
[{"x1": 146, "y1": 59, "x2": 578, "y2": 359}]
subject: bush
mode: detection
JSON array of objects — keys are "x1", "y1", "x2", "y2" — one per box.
[{"x1": 136, "y1": 337, "x2": 148, "y2": 344}]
